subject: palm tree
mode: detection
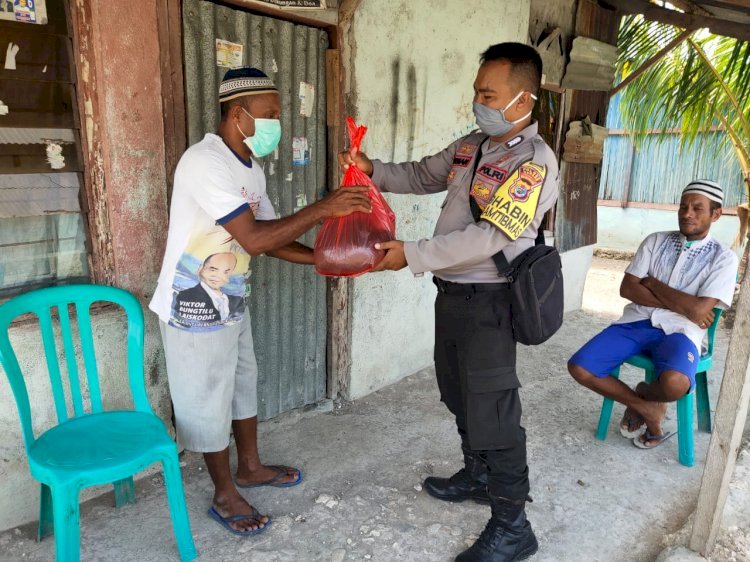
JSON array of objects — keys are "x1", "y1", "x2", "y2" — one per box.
[{"x1": 615, "y1": 15, "x2": 750, "y2": 280}]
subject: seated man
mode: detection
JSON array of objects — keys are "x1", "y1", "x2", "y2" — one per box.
[{"x1": 568, "y1": 180, "x2": 738, "y2": 448}]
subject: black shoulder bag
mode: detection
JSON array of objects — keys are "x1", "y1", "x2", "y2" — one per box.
[{"x1": 467, "y1": 140, "x2": 564, "y2": 345}]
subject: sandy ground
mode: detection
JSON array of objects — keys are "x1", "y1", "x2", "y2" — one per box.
[{"x1": 0, "y1": 257, "x2": 747, "y2": 562}]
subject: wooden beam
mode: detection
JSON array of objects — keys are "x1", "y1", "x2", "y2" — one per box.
[
  {"x1": 338, "y1": 0, "x2": 361, "y2": 26},
  {"x1": 323, "y1": 0, "x2": 362, "y2": 400},
  {"x1": 602, "y1": 0, "x2": 750, "y2": 42},
  {"x1": 156, "y1": 0, "x2": 186, "y2": 205},
  {"x1": 218, "y1": 0, "x2": 337, "y2": 27},
  {"x1": 609, "y1": 28, "x2": 695, "y2": 97},
  {"x1": 689, "y1": 271, "x2": 750, "y2": 555},
  {"x1": 67, "y1": 0, "x2": 116, "y2": 286},
  {"x1": 707, "y1": 0, "x2": 750, "y2": 10},
  {"x1": 0, "y1": 143, "x2": 81, "y2": 174},
  {"x1": 669, "y1": 0, "x2": 714, "y2": 17},
  {"x1": 608, "y1": 126, "x2": 723, "y2": 134}
]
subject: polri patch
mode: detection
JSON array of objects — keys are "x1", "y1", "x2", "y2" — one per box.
[
  {"x1": 481, "y1": 161, "x2": 546, "y2": 240},
  {"x1": 477, "y1": 163, "x2": 508, "y2": 184},
  {"x1": 458, "y1": 144, "x2": 478, "y2": 155}
]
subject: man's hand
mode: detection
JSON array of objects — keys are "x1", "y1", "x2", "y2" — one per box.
[
  {"x1": 372, "y1": 240, "x2": 407, "y2": 271},
  {"x1": 641, "y1": 276, "x2": 718, "y2": 327},
  {"x1": 338, "y1": 149, "x2": 374, "y2": 176},
  {"x1": 315, "y1": 186, "x2": 372, "y2": 218},
  {"x1": 620, "y1": 273, "x2": 664, "y2": 308}
]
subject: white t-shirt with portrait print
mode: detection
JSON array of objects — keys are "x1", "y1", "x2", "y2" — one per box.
[{"x1": 149, "y1": 133, "x2": 276, "y2": 332}]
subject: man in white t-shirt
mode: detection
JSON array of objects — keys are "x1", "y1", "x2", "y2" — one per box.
[
  {"x1": 568, "y1": 180, "x2": 738, "y2": 450},
  {"x1": 149, "y1": 67, "x2": 371, "y2": 536}
]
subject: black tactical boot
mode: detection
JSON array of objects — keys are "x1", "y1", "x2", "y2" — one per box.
[
  {"x1": 455, "y1": 496, "x2": 538, "y2": 562},
  {"x1": 423, "y1": 443, "x2": 489, "y2": 504}
]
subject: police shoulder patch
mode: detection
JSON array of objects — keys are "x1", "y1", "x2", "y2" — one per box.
[{"x1": 480, "y1": 161, "x2": 546, "y2": 240}]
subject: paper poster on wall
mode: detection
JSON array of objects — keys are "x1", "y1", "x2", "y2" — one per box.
[
  {"x1": 0, "y1": 0, "x2": 47, "y2": 24},
  {"x1": 215, "y1": 39, "x2": 243, "y2": 68},
  {"x1": 292, "y1": 137, "x2": 310, "y2": 166},
  {"x1": 298, "y1": 82, "x2": 315, "y2": 118}
]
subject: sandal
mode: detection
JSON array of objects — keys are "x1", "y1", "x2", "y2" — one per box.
[
  {"x1": 207, "y1": 505, "x2": 271, "y2": 536},
  {"x1": 633, "y1": 430, "x2": 676, "y2": 449},
  {"x1": 236, "y1": 465, "x2": 303, "y2": 488}
]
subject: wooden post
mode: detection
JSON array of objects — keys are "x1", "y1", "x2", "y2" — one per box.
[
  {"x1": 689, "y1": 270, "x2": 750, "y2": 555},
  {"x1": 324, "y1": 0, "x2": 361, "y2": 401}
]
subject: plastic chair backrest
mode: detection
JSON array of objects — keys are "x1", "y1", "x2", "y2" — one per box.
[
  {"x1": 704, "y1": 307, "x2": 722, "y2": 359},
  {"x1": 0, "y1": 285, "x2": 150, "y2": 453}
]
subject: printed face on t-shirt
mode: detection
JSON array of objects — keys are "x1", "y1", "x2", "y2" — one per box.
[{"x1": 198, "y1": 252, "x2": 237, "y2": 293}]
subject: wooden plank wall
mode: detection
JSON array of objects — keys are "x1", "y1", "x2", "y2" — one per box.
[{"x1": 555, "y1": 0, "x2": 619, "y2": 253}]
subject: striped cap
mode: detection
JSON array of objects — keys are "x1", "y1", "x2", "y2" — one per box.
[
  {"x1": 682, "y1": 180, "x2": 724, "y2": 206},
  {"x1": 219, "y1": 67, "x2": 277, "y2": 103}
]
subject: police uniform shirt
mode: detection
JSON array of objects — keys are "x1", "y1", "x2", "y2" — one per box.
[{"x1": 370, "y1": 121, "x2": 560, "y2": 283}]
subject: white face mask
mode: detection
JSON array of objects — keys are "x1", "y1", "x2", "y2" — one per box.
[{"x1": 473, "y1": 91, "x2": 537, "y2": 137}]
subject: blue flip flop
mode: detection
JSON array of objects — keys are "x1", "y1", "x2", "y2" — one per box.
[
  {"x1": 207, "y1": 505, "x2": 272, "y2": 536},
  {"x1": 236, "y1": 465, "x2": 303, "y2": 489}
]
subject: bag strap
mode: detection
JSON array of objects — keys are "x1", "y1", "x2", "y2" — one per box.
[{"x1": 467, "y1": 137, "x2": 546, "y2": 278}]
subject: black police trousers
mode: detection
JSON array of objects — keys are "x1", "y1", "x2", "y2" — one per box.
[{"x1": 433, "y1": 278, "x2": 530, "y2": 501}]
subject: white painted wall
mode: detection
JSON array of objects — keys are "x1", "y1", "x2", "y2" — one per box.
[
  {"x1": 346, "y1": 0, "x2": 531, "y2": 399},
  {"x1": 598, "y1": 206, "x2": 742, "y2": 254},
  {"x1": 0, "y1": 311, "x2": 171, "y2": 531}
]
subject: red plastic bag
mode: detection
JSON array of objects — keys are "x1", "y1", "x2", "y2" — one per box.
[{"x1": 314, "y1": 117, "x2": 396, "y2": 277}]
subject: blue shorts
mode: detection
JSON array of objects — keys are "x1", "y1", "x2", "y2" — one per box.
[{"x1": 569, "y1": 320, "x2": 699, "y2": 391}]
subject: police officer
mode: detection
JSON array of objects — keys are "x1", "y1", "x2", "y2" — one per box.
[{"x1": 339, "y1": 43, "x2": 559, "y2": 561}]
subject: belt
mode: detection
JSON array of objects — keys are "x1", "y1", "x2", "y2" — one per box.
[{"x1": 433, "y1": 276, "x2": 509, "y2": 295}]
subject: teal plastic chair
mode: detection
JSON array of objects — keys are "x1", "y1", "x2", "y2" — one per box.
[
  {"x1": 595, "y1": 308, "x2": 722, "y2": 467},
  {"x1": 0, "y1": 285, "x2": 197, "y2": 561}
]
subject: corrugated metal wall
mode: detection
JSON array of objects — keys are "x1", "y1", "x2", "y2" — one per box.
[
  {"x1": 599, "y1": 95, "x2": 748, "y2": 208},
  {"x1": 182, "y1": 0, "x2": 329, "y2": 420}
]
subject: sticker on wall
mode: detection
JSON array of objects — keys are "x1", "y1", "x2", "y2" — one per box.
[
  {"x1": 292, "y1": 137, "x2": 310, "y2": 166},
  {"x1": 45, "y1": 142, "x2": 65, "y2": 170},
  {"x1": 13, "y1": 0, "x2": 36, "y2": 23},
  {"x1": 285, "y1": 173, "x2": 293, "y2": 182},
  {"x1": 0, "y1": 0, "x2": 47, "y2": 24},
  {"x1": 0, "y1": 101, "x2": 8, "y2": 116},
  {"x1": 295, "y1": 193, "x2": 307, "y2": 209},
  {"x1": 215, "y1": 39, "x2": 243, "y2": 68},
  {"x1": 271, "y1": 59, "x2": 278, "y2": 73},
  {"x1": 4, "y1": 42, "x2": 19, "y2": 70},
  {"x1": 298, "y1": 82, "x2": 315, "y2": 118}
]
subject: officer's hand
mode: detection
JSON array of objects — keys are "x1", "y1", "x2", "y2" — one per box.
[
  {"x1": 372, "y1": 240, "x2": 407, "y2": 272},
  {"x1": 315, "y1": 186, "x2": 372, "y2": 218},
  {"x1": 338, "y1": 148, "x2": 374, "y2": 177}
]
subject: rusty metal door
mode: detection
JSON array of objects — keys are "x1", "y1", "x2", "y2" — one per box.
[{"x1": 182, "y1": 0, "x2": 328, "y2": 420}]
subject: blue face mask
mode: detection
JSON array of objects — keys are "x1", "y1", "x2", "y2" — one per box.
[
  {"x1": 473, "y1": 91, "x2": 537, "y2": 137},
  {"x1": 238, "y1": 108, "x2": 281, "y2": 157}
]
